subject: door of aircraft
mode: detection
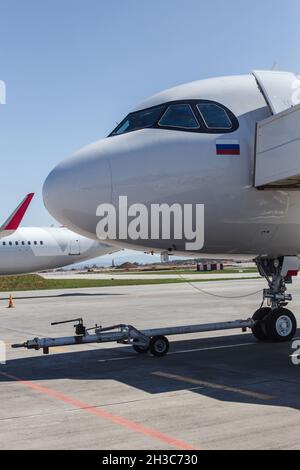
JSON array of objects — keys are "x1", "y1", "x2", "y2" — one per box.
[
  {"x1": 69, "y1": 239, "x2": 80, "y2": 255},
  {"x1": 252, "y1": 70, "x2": 299, "y2": 115}
]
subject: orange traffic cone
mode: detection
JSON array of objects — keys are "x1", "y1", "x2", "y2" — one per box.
[{"x1": 7, "y1": 294, "x2": 15, "y2": 308}]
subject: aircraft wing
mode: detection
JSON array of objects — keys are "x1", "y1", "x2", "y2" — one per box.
[{"x1": 0, "y1": 193, "x2": 34, "y2": 237}]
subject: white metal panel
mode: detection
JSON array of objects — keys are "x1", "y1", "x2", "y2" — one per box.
[
  {"x1": 253, "y1": 70, "x2": 299, "y2": 114},
  {"x1": 254, "y1": 103, "x2": 300, "y2": 187}
]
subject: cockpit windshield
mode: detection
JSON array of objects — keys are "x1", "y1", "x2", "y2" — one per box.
[
  {"x1": 109, "y1": 100, "x2": 239, "y2": 136},
  {"x1": 111, "y1": 105, "x2": 165, "y2": 136}
]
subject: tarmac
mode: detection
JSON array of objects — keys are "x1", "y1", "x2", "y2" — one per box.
[
  {"x1": 41, "y1": 271, "x2": 259, "y2": 280},
  {"x1": 0, "y1": 278, "x2": 300, "y2": 450}
]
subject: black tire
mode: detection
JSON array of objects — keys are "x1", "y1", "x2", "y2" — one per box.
[
  {"x1": 133, "y1": 343, "x2": 149, "y2": 354},
  {"x1": 265, "y1": 308, "x2": 297, "y2": 342},
  {"x1": 252, "y1": 307, "x2": 271, "y2": 341},
  {"x1": 149, "y1": 335, "x2": 169, "y2": 357}
]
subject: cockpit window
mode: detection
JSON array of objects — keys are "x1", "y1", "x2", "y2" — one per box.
[
  {"x1": 158, "y1": 104, "x2": 200, "y2": 129},
  {"x1": 197, "y1": 103, "x2": 232, "y2": 129},
  {"x1": 112, "y1": 105, "x2": 165, "y2": 136},
  {"x1": 109, "y1": 100, "x2": 238, "y2": 136}
]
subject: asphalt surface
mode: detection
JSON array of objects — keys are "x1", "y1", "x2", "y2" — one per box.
[{"x1": 0, "y1": 279, "x2": 299, "y2": 450}]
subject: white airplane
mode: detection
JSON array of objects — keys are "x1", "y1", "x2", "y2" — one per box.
[
  {"x1": 0, "y1": 193, "x2": 118, "y2": 275},
  {"x1": 43, "y1": 69, "x2": 300, "y2": 344}
]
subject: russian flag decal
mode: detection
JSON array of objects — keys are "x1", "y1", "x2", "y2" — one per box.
[{"x1": 216, "y1": 139, "x2": 240, "y2": 155}]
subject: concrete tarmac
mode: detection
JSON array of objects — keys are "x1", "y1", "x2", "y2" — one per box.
[
  {"x1": 41, "y1": 271, "x2": 259, "y2": 280},
  {"x1": 0, "y1": 278, "x2": 300, "y2": 450}
]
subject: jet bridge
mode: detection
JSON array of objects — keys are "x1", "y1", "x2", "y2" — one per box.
[
  {"x1": 254, "y1": 103, "x2": 300, "y2": 189},
  {"x1": 253, "y1": 70, "x2": 300, "y2": 189}
]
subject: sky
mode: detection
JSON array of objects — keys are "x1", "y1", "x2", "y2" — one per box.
[{"x1": 0, "y1": 0, "x2": 299, "y2": 265}]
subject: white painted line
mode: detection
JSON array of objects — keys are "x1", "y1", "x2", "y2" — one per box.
[
  {"x1": 97, "y1": 355, "x2": 136, "y2": 363},
  {"x1": 152, "y1": 371, "x2": 276, "y2": 401},
  {"x1": 95, "y1": 341, "x2": 256, "y2": 363},
  {"x1": 168, "y1": 342, "x2": 255, "y2": 355}
]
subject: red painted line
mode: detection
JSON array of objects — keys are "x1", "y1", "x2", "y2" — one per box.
[{"x1": 0, "y1": 370, "x2": 197, "y2": 450}]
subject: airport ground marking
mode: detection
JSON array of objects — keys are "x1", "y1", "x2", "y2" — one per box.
[
  {"x1": 152, "y1": 371, "x2": 276, "y2": 401},
  {"x1": 0, "y1": 370, "x2": 198, "y2": 450},
  {"x1": 168, "y1": 342, "x2": 255, "y2": 356},
  {"x1": 94, "y1": 341, "x2": 256, "y2": 363}
]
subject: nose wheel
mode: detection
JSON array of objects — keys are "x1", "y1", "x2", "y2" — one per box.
[
  {"x1": 252, "y1": 307, "x2": 297, "y2": 342},
  {"x1": 252, "y1": 256, "x2": 298, "y2": 342},
  {"x1": 251, "y1": 307, "x2": 271, "y2": 341},
  {"x1": 265, "y1": 308, "x2": 297, "y2": 342}
]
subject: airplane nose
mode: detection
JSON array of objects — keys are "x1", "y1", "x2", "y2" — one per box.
[{"x1": 43, "y1": 141, "x2": 112, "y2": 239}]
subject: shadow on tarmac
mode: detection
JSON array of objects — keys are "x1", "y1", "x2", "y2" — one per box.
[{"x1": 1, "y1": 330, "x2": 300, "y2": 410}]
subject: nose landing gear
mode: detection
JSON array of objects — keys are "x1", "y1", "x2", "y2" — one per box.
[{"x1": 252, "y1": 256, "x2": 299, "y2": 342}]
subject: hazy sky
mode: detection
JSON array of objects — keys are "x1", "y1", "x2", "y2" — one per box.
[{"x1": 0, "y1": 0, "x2": 299, "y2": 264}]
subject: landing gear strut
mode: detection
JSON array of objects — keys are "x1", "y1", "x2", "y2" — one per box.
[{"x1": 252, "y1": 256, "x2": 299, "y2": 342}]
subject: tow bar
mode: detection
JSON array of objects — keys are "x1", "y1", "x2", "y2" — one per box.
[{"x1": 12, "y1": 317, "x2": 255, "y2": 357}]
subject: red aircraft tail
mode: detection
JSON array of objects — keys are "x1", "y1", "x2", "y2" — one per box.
[{"x1": 1, "y1": 193, "x2": 34, "y2": 231}]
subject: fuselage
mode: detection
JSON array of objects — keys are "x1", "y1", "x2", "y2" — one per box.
[
  {"x1": 0, "y1": 226, "x2": 117, "y2": 275},
  {"x1": 43, "y1": 71, "x2": 300, "y2": 259}
]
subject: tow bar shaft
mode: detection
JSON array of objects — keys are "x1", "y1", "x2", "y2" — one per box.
[{"x1": 12, "y1": 318, "x2": 254, "y2": 356}]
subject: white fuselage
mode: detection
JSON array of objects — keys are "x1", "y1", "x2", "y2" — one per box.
[
  {"x1": 42, "y1": 71, "x2": 300, "y2": 259},
  {"x1": 0, "y1": 227, "x2": 117, "y2": 275}
]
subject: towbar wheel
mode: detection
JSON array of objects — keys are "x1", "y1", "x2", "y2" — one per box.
[
  {"x1": 133, "y1": 343, "x2": 149, "y2": 354},
  {"x1": 149, "y1": 335, "x2": 169, "y2": 357}
]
